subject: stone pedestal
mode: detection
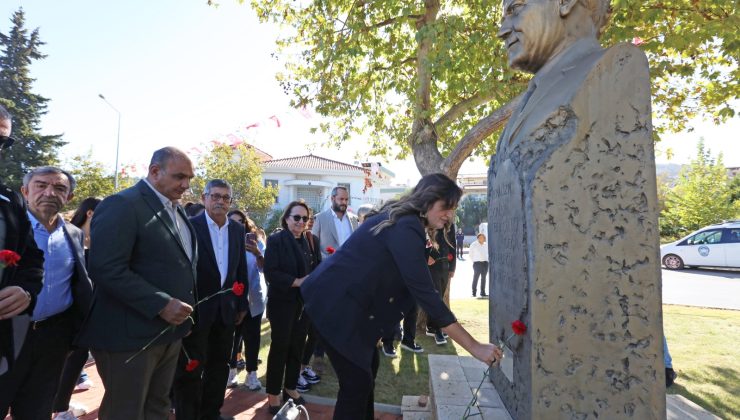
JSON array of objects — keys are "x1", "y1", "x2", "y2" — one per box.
[{"x1": 487, "y1": 44, "x2": 666, "y2": 419}]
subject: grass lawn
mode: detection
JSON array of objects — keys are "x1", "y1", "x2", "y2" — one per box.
[{"x1": 242, "y1": 300, "x2": 739, "y2": 419}]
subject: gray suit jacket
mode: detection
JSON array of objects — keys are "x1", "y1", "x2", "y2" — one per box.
[
  {"x1": 77, "y1": 181, "x2": 198, "y2": 352},
  {"x1": 312, "y1": 208, "x2": 358, "y2": 259}
]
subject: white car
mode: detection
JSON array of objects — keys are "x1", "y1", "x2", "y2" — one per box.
[{"x1": 660, "y1": 221, "x2": 740, "y2": 269}]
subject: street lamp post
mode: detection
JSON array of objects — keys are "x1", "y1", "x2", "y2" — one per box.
[{"x1": 98, "y1": 94, "x2": 122, "y2": 190}]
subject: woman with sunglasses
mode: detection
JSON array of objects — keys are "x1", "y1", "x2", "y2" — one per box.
[
  {"x1": 301, "y1": 174, "x2": 502, "y2": 419},
  {"x1": 263, "y1": 201, "x2": 321, "y2": 414}
]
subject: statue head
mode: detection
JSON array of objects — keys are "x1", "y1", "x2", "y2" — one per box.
[{"x1": 497, "y1": 0, "x2": 611, "y2": 73}]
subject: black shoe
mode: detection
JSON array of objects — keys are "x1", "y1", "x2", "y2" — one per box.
[
  {"x1": 434, "y1": 330, "x2": 447, "y2": 345},
  {"x1": 666, "y1": 368, "x2": 677, "y2": 387},
  {"x1": 472, "y1": 291, "x2": 477, "y2": 297},
  {"x1": 480, "y1": 292, "x2": 488, "y2": 297},
  {"x1": 283, "y1": 390, "x2": 306, "y2": 406},
  {"x1": 425, "y1": 327, "x2": 436, "y2": 337},
  {"x1": 269, "y1": 405, "x2": 281, "y2": 415},
  {"x1": 382, "y1": 342, "x2": 397, "y2": 357},
  {"x1": 400, "y1": 340, "x2": 424, "y2": 353}
]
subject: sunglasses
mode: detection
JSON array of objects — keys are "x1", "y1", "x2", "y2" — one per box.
[
  {"x1": 289, "y1": 215, "x2": 310, "y2": 223},
  {"x1": 208, "y1": 193, "x2": 233, "y2": 203},
  {"x1": 0, "y1": 135, "x2": 15, "y2": 150}
]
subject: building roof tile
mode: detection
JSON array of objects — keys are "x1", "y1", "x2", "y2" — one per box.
[{"x1": 264, "y1": 154, "x2": 367, "y2": 173}]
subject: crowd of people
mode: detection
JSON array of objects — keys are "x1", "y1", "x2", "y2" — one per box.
[{"x1": 0, "y1": 103, "x2": 501, "y2": 420}]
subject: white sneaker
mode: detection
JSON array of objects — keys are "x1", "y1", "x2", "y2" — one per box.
[
  {"x1": 68, "y1": 402, "x2": 88, "y2": 417},
  {"x1": 246, "y1": 371, "x2": 262, "y2": 390},
  {"x1": 227, "y1": 368, "x2": 239, "y2": 388},
  {"x1": 74, "y1": 378, "x2": 94, "y2": 390},
  {"x1": 52, "y1": 411, "x2": 78, "y2": 420}
]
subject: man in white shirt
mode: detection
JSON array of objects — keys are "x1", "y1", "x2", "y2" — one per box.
[
  {"x1": 312, "y1": 186, "x2": 358, "y2": 259},
  {"x1": 469, "y1": 233, "x2": 489, "y2": 297},
  {"x1": 173, "y1": 179, "x2": 247, "y2": 420}
]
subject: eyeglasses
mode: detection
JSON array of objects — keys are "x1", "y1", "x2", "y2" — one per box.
[
  {"x1": 208, "y1": 193, "x2": 232, "y2": 203},
  {"x1": 0, "y1": 135, "x2": 15, "y2": 150},
  {"x1": 289, "y1": 215, "x2": 310, "y2": 223}
]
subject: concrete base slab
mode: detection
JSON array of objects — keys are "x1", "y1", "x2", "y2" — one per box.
[{"x1": 428, "y1": 355, "x2": 720, "y2": 420}]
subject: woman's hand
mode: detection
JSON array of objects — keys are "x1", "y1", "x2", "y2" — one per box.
[
  {"x1": 292, "y1": 276, "x2": 307, "y2": 288},
  {"x1": 470, "y1": 342, "x2": 503, "y2": 367},
  {"x1": 246, "y1": 241, "x2": 261, "y2": 257}
]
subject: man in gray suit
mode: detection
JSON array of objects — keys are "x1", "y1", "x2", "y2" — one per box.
[
  {"x1": 77, "y1": 147, "x2": 198, "y2": 420},
  {"x1": 312, "y1": 186, "x2": 358, "y2": 259}
]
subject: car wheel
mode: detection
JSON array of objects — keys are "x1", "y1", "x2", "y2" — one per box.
[{"x1": 662, "y1": 254, "x2": 684, "y2": 270}]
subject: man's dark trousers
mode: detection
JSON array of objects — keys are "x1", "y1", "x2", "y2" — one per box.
[
  {"x1": 92, "y1": 340, "x2": 181, "y2": 419},
  {"x1": 173, "y1": 309, "x2": 235, "y2": 420},
  {"x1": 0, "y1": 310, "x2": 74, "y2": 419}
]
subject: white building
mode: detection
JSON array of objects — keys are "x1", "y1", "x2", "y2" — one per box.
[{"x1": 261, "y1": 154, "x2": 395, "y2": 213}]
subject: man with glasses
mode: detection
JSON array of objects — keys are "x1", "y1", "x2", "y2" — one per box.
[
  {"x1": 77, "y1": 147, "x2": 198, "y2": 420},
  {"x1": 0, "y1": 104, "x2": 44, "y2": 378},
  {"x1": 173, "y1": 179, "x2": 247, "y2": 420}
]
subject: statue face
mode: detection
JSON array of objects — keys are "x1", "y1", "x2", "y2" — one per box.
[{"x1": 498, "y1": 0, "x2": 567, "y2": 73}]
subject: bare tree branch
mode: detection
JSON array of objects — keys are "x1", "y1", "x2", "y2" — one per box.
[
  {"x1": 434, "y1": 90, "x2": 499, "y2": 131},
  {"x1": 442, "y1": 93, "x2": 523, "y2": 176}
]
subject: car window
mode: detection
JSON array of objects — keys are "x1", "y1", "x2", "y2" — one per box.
[
  {"x1": 687, "y1": 229, "x2": 723, "y2": 245},
  {"x1": 722, "y1": 228, "x2": 740, "y2": 244}
]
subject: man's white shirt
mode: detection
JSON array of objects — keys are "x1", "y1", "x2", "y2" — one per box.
[
  {"x1": 469, "y1": 241, "x2": 489, "y2": 262},
  {"x1": 332, "y1": 211, "x2": 353, "y2": 246},
  {"x1": 205, "y1": 212, "x2": 229, "y2": 287}
]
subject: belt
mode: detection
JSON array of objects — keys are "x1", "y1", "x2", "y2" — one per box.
[{"x1": 30, "y1": 309, "x2": 71, "y2": 330}]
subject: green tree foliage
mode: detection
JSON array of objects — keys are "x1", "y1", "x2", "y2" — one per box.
[
  {"x1": 0, "y1": 8, "x2": 64, "y2": 188},
  {"x1": 63, "y1": 152, "x2": 138, "y2": 211},
  {"x1": 456, "y1": 194, "x2": 488, "y2": 234},
  {"x1": 248, "y1": 0, "x2": 738, "y2": 177},
  {"x1": 660, "y1": 139, "x2": 740, "y2": 237},
  {"x1": 190, "y1": 143, "x2": 278, "y2": 226}
]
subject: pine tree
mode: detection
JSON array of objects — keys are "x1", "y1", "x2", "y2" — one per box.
[
  {"x1": 661, "y1": 139, "x2": 740, "y2": 237},
  {"x1": 0, "y1": 8, "x2": 64, "y2": 189}
]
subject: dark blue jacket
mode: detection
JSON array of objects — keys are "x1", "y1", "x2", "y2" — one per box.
[{"x1": 301, "y1": 213, "x2": 456, "y2": 371}]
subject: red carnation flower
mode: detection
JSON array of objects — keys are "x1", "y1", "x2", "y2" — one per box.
[
  {"x1": 185, "y1": 359, "x2": 200, "y2": 372},
  {"x1": 326, "y1": 246, "x2": 336, "y2": 255},
  {"x1": 447, "y1": 253, "x2": 454, "y2": 262},
  {"x1": 0, "y1": 250, "x2": 20, "y2": 268},
  {"x1": 511, "y1": 320, "x2": 527, "y2": 336},
  {"x1": 232, "y1": 282, "x2": 245, "y2": 297}
]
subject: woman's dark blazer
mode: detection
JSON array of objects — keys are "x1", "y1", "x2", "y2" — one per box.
[
  {"x1": 264, "y1": 229, "x2": 321, "y2": 304},
  {"x1": 301, "y1": 213, "x2": 456, "y2": 371}
]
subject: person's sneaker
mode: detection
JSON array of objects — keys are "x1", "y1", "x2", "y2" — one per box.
[
  {"x1": 425, "y1": 327, "x2": 436, "y2": 337},
  {"x1": 434, "y1": 330, "x2": 447, "y2": 345},
  {"x1": 665, "y1": 368, "x2": 677, "y2": 387},
  {"x1": 52, "y1": 411, "x2": 78, "y2": 420},
  {"x1": 400, "y1": 340, "x2": 424, "y2": 353},
  {"x1": 68, "y1": 402, "x2": 88, "y2": 417},
  {"x1": 227, "y1": 368, "x2": 239, "y2": 388},
  {"x1": 74, "y1": 378, "x2": 94, "y2": 391},
  {"x1": 301, "y1": 366, "x2": 321, "y2": 384},
  {"x1": 236, "y1": 359, "x2": 246, "y2": 370},
  {"x1": 382, "y1": 342, "x2": 397, "y2": 358},
  {"x1": 246, "y1": 371, "x2": 262, "y2": 391},
  {"x1": 296, "y1": 374, "x2": 311, "y2": 393}
]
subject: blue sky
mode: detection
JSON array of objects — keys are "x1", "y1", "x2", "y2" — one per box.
[{"x1": 1, "y1": 0, "x2": 738, "y2": 185}]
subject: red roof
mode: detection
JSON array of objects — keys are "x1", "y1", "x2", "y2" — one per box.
[{"x1": 263, "y1": 154, "x2": 367, "y2": 173}]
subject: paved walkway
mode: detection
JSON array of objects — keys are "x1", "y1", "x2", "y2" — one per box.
[{"x1": 9, "y1": 360, "x2": 401, "y2": 420}]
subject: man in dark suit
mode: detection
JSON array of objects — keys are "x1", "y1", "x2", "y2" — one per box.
[
  {"x1": 0, "y1": 105, "x2": 44, "y2": 377},
  {"x1": 425, "y1": 224, "x2": 457, "y2": 345},
  {"x1": 77, "y1": 147, "x2": 197, "y2": 420},
  {"x1": 0, "y1": 166, "x2": 93, "y2": 418},
  {"x1": 173, "y1": 179, "x2": 247, "y2": 420}
]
